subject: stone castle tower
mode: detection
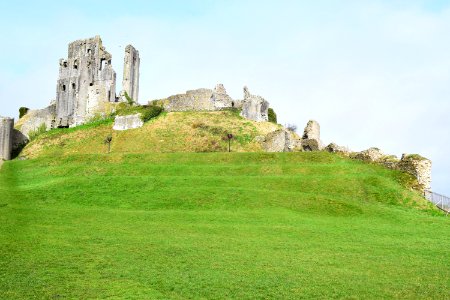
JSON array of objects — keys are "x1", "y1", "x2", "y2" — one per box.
[
  {"x1": 56, "y1": 36, "x2": 117, "y2": 127},
  {"x1": 122, "y1": 45, "x2": 140, "y2": 103}
]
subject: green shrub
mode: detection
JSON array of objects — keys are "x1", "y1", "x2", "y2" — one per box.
[
  {"x1": 124, "y1": 91, "x2": 135, "y2": 105},
  {"x1": 268, "y1": 108, "x2": 277, "y2": 123},
  {"x1": 140, "y1": 105, "x2": 163, "y2": 122},
  {"x1": 19, "y1": 107, "x2": 29, "y2": 119}
]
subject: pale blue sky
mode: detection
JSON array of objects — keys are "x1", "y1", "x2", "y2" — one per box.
[{"x1": 1, "y1": 0, "x2": 449, "y2": 194}]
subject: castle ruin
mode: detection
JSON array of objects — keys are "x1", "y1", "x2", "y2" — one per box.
[
  {"x1": 240, "y1": 86, "x2": 269, "y2": 122},
  {"x1": 56, "y1": 36, "x2": 117, "y2": 127},
  {"x1": 0, "y1": 35, "x2": 434, "y2": 194},
  {"x1": 122, "y1": 45, "x2": 140, "y2": 103}
]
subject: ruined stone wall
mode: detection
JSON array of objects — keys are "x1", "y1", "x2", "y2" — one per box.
[
  {"x1": 240, "y1": 86, "x2": 269, "y2": 122},
  {"x1": 56, "y1": 35, "x2": 116, "y2": 127},
  {"x1": 15, "y1": 102, "x2": 56, "y2": 137},
  {"x1": 0, "y1": 117, "x2": 14, "y2": 160},
  {"x1": 397, "y1": 154, "x2": 432, "y2": 191},
  {"x1": 211, "y1": 84, "x2": 237, "y2": 109},
  {"x1": 301, "y1": 120, "x2": 323, "y2": 151},
  {"x1": 122, "y1": 45, "x2": 140, "y2": 103},
  {"x1": 153, "y1": 84, "x2": 240, "y2": 112}
]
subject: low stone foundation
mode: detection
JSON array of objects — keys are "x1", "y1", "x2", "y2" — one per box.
[{"x1": 113, "y1": 114, "x2": 143, "y2": 131}]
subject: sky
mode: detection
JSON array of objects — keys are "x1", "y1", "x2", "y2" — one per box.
[{"x1": 0, "y1": 0, "x2": 449, "y2": 194}]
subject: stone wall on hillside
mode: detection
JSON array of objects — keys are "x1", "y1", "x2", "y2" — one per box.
[
  {"x1": 0, "y1": 117, "x2": 14, "y2": 160},
  {"x1": 301, "y1": 120, "x2": 323, "y2": 151},
  {"x1": 398, "y1": 154, "x2": 432, "y2": 191},
  {"x1": 240, "y1": 86, "x2": 269, "y2": 122},
  {"x1": 152, "y1": 84, "x2": 242, "y2": 112},
  {"x1": 16, "y1": 102, "x2": 56, "y2": 137}
]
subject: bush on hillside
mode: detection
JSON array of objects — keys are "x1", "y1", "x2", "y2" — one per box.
[
  {"x1": 140, "y1": 105, "x2": 164, "y2": 122},
  {"x1": 19, "y1": 107, "x2": 29, "y2": 119},
  {"x1": 268, "y1": 108, "x2": 277, "y2": 123}
]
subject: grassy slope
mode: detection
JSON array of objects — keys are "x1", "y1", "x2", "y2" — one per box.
[
  {"x1": 21, "y1": 111, "x2": 281, "y2": 158},
  {"x1": 1, "y1": 152, "x2": 449, "y2": 299}
]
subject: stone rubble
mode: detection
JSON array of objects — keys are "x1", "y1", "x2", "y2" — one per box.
[
  {"x1": 262, "y1": 129, "x2": 293, "y2": 152},
  {"x1": 324, "y1": 143, "x2": 350, "y2": 155}
]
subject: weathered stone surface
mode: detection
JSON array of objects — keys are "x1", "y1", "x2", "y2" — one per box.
[
  {"x1": 351, "y1": 147, "x2": 384, "y2": 162},
  {"x1": 11, "y1": 129, "x2": 29, "y2": 154},
  {"x1": 379, "y1": 155, "x2": 400, "y2": 170},
  {"x1": 301, "y1": 120, "x2": 322, "y2": 151},
  {"x1": 240, "y1": 86, "x2": 269, "y2": 122},
  {"x1": 262, "y1": 129, "x2": 296, "y2": 152},
  {"x1": 151, "y1": 84, "x2": 239, "y2": 112},
  {"x1": 113, "y1": 113, "x2": 143, "y2": 131},
  {"x1": 398, "y1": 154, "x2": 432, "y2": 191},
  {"x1": 0, "y1": 117, "x2": 14, "y2": 160},
  {"x1": 254, "y1": 135, "x2": 266, "y2": 143},
  {"x1": 15, "y1": 102, "x2": 56, "y2": 137},
  {"x1": 324, "y1": 143, "x2": 350, "y2": 155},
  {"x1": 56, "y1": 36, "x2": 117, "y2": 127},
  {"x1": 122, "y1": 44, "x2": 140, "y2": 103},
  {"x1": 211, "y1": 84, "x2": 236, "y2": 109}
]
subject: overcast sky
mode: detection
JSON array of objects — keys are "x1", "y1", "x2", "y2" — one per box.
[{"x1": 0, "y1": 0, "x2": 449, "y2": 194}]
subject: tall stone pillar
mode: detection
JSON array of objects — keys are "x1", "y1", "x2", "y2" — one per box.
[
  {"x1": 122, "y1": 45, "x2": 140, "y2": 103},
  {"x1": 0, "y1": 117, "x2": 14, "y2": 161}
]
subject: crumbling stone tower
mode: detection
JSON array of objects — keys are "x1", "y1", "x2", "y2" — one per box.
[
  {"x1": 240, "y1": 86, "x2": 269, "y2": 122},
  {"x1": 0, "y1": 117, "x2": 14, "y2": 160},
  {"x1": 56, "y1": 36, "x2": 116, "y2": 127},
  {"x1": 122, "y1": 45, "x2": 140, "y2": 103}
]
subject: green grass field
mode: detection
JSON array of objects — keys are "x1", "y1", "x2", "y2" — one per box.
[{"x1": 1, "y1": 152, "x2": 449, "y2": 299}]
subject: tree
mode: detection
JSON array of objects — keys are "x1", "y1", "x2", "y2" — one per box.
[{"x1": 268, "y1": 108, "x2": 277, "y2": 123}]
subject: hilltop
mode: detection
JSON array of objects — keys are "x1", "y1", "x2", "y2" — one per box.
[{"x1": 20, "y1": 110, "x2": 282, "y2": 158}]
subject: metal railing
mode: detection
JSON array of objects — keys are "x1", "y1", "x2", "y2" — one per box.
[{"x1": 424, "y1": 190, "x2": 450, "y2": 215}]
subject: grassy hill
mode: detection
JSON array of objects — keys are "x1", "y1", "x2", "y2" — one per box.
[
  {"x1": 1, "y1": 112, "x2": 449, "y2": 299},
  {"x1": 20, "y1": 111, "x2": 281, "y2": 158}
]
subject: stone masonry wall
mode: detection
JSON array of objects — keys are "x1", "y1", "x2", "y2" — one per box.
[
  {"x1": 240, "y1": 86, "x2": 269, "y2": 122},
  {"x1": 397, "y1": 154, "x2": 432, "y2": 191},
  {"x1": 56, "y1": 35, "x2": 116, "y2": 127},
  {"x1": 122, "y1": 45, "x2": 140, "y2": 103},
  {"x1": 0, "y1": 117, "x2": 14, "y2": 160}
]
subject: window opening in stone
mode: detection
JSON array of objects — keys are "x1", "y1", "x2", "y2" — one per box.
[
  {"x1": 73, "y1": 60, "x2": 78, "y2": 69},
  {"x1": 100, "y1": 58, "x2": 105, "y2": 70},
  {"x1": 231, "y1": 101, "x2": 235, "y2": 107},
  {"x1": 72, "y1": 83, "x2": 76, "y2": 90},
  {"x1": 61, "y1": 85, "x2": 66, "y2": 92},
  {"x1": 63, "y1": 61, "x2": 68, "y2": 68}
]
